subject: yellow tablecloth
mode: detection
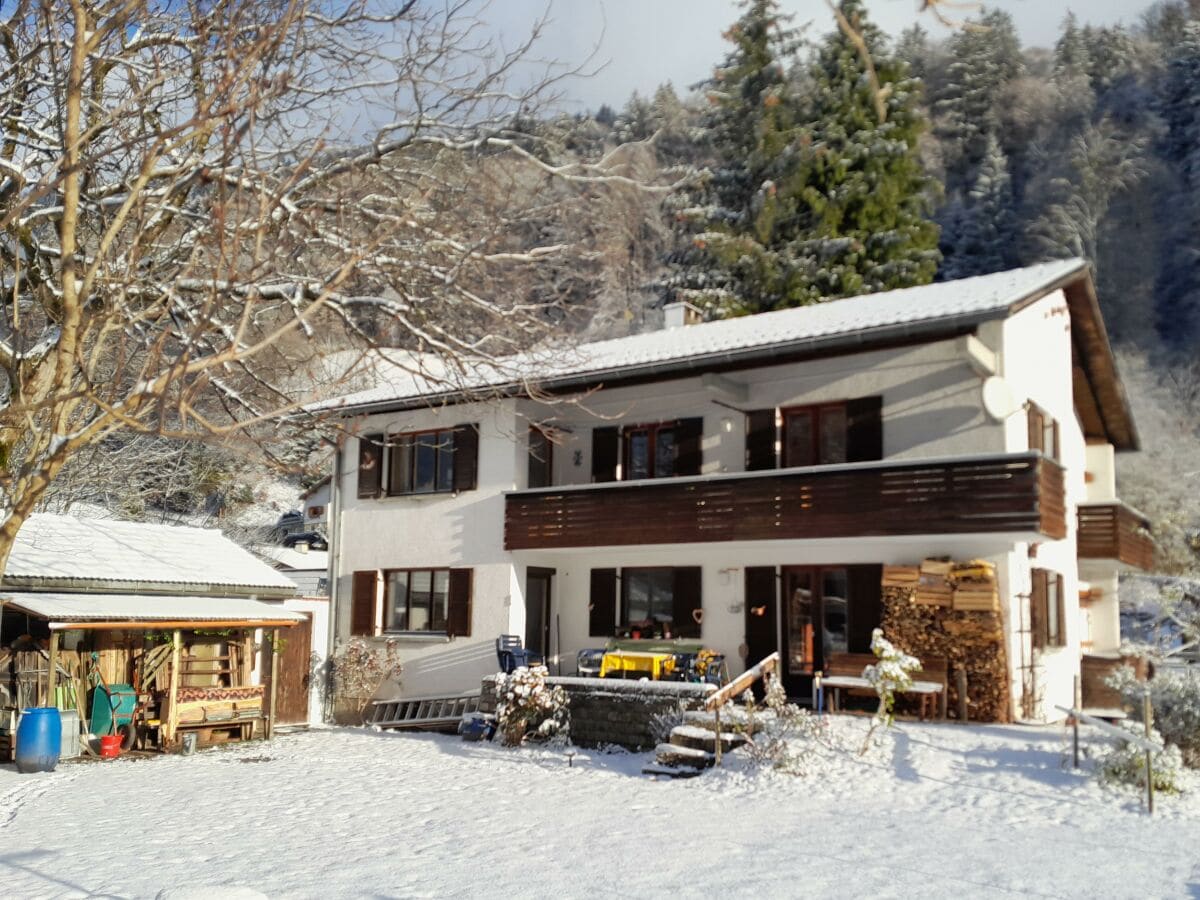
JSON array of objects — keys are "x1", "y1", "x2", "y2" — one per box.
[{"x1": 599, "y1": 650, "x2": 676, "y2": 680}]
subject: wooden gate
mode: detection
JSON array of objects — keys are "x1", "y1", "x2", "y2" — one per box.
[{"x1": 263, "y1": 613, "x2": 314, "y2": 726}]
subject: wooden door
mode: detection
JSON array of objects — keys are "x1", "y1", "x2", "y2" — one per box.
[
  {"x1": 264, "y1": 613, "x2": 313, "y2": 726},
  {"x1": 525, "y1": 568, "x2": 554, "y2": 660}
]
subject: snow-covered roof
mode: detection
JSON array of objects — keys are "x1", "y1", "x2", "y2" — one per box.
[
  {"x1": 320, "y1": 259, "x2": 1088, "y2": 414},
  {"x1": 256, "y1": 546, "x2": 330, "y2": 572},
  {"x1": 4, "y1": 514, "x2": 297, "y2": 596},
  {"x1": 0, "y1": 591, "x2": 307, "y2": 628}
]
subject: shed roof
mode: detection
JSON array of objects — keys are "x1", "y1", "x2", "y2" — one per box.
[
  {"x1": 0, "y1": 591, "x2": 306, "y2": 630},
  {"x1": 4, "y1": 514, "x2": 298, "y2": 596}
]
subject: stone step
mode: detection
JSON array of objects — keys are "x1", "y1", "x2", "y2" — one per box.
[
  {"x1": 682, "y1": 708, "x2": 773, "y2": 736},
  {"x1": 653, "y1": 742, "x2": 714, "y2": 769},
  {"x1": 642, "y1": 762, "x2": 705, "y2": 779},
  {"x1": 669, "y1": 724, "x2": 749, "y2": 754}
]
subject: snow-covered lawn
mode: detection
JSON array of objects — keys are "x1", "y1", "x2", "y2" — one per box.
[{"x1": 2, "y1": 719, "x2": 1198, "y2": 898}]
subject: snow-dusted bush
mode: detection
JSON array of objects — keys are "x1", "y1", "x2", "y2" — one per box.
[
  {"x1": 330, "y1": 638, "x2": 403, "y2": 717},
  {"x1": 744, "y1": 671, "x2": 830, "y2": 775},
  {"x1": 1108, "y1": 665, "x2": 1200, "y2": 767},
  {"x1": 860, "y1": 629, "x2": 921, "y2": 755},
  {"x1": 1097, "y1": 724, "x2": 1184, "y2": 795},
  {"x1": 495, "y1": 665, "x2": 569, "y2": 747}
]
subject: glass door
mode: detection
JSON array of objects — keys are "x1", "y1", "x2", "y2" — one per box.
[
  {"x1": 524, "y1": 568, "x2": 554, "y2": 664},
  {"x1": 782, "y1": 566, "x2": 849, "y2": 698}
]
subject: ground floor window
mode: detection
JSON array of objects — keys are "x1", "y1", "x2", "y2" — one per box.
[
  {"x1": 589, "y1": 566, "x2": 702, "y2": 639},
  {"x1": 623, "y1": 568, "x2": 674, "y2": 626},
  {"x1": 386, "y1": 568, "x2": 450, "y2": 632}
]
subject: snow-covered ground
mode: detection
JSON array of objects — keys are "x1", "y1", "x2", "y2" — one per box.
[{"x1": 2, "y1": 719, "x2": 1198, "y2": 899}]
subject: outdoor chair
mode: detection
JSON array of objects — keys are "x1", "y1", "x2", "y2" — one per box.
[{"x1": 495, "y1": 634, "x2": 541, "y2": 674}]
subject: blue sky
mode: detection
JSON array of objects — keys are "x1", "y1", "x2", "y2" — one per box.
[{"x1": 478, "y1": 1, "x2": 1153, "y2": 113}]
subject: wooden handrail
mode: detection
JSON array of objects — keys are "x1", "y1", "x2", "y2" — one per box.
[{"x1": 705, "y1": 651, "x2": 780, "y2": 712}]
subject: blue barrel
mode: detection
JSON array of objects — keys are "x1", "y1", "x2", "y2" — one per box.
[{"x1": 15, "y1": 707, "x2": 62, "y2": 774}]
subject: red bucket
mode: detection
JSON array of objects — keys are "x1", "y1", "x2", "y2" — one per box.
[{"x1": 99, "y1": 734, "x2": 122, "y2": 760}]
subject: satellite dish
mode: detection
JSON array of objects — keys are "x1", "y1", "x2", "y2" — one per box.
[{"x1": 982, "y1": 376, "x2": 1017, "y2": 422}]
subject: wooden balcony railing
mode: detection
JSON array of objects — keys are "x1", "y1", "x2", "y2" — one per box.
[
  {"x1": 505, "y1": 452, "x2": 1067, "y2": 551},
  {"x1": 1077, "y1": 502, "x2": 1154, "y2": 570}
]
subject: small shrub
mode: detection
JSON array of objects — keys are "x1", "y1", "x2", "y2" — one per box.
[
  {"x1": 860, "y1": 628, "x2": 920, "y2": 755},
  {"x1": 1108, "y1": 665, "x2": 1200, "y2": 767},
  {"x1": 496, "y1": 665, "x2": 569, "y2": 747},
  {"x1": 743, "y1": 672, "x2": 830, "y2": 775},
  {"x1": 330, "y1": 638, "x2": 403, "y2": 718},
  {"x1": 1097, "y1": 724, "x2": 1184, "y2": 795}
]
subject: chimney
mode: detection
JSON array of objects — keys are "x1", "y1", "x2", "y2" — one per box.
[{"x1": 663, "y1": 300, "x2": 703, "y2": 329}]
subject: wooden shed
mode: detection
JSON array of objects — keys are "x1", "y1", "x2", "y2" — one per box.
[{"x1": 0, "y1": 514, "x2": 305, "y2": 759}]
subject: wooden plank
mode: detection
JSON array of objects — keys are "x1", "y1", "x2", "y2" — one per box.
[{"x1": 165, "y1": 629, "x2": 182, "y2": 748}]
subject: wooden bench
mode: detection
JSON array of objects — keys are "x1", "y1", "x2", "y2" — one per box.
[{"x1": 820, "y1": 653, "x2": 948, "y2": 721}]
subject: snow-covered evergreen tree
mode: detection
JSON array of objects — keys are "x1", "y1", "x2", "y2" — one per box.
[
  {"x1": 660, "y1": 0, "x2": 807, "y2": 315},
  {"x1": 933, "y1": 10, "x2": 1023, "y2": 194},
  {"x1": 939, "y1": 134, "x2": 1014, "y2": 278},
  {"x1": 776, "y1": 0, "x2": 940, "y2": 307},
  {"x1": 1155, "y1": 21, "x2": 1200, "y2": 345}
]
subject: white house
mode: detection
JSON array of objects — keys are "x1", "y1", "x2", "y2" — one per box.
[{"x1": 319, "y1": 259, "x2": 1150, "y2": 722}]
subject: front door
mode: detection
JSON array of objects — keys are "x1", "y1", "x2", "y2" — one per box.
[
  {"x1": 525, "y1": 568, "x2": 554, "y2": 665},
  {"x1": 782, "y1": 566, "x2": 850, "y2": 698}
]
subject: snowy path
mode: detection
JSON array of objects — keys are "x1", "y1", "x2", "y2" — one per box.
[{"x1": 1, "y1": 721, "x2": 1198, "y2": 899}]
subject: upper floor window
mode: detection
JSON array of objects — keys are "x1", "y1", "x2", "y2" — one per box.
[
  {"x1": 1027, "y1": 403, "x2": 1060, "y2": 462},
  {"x1": 747, "y1": 396, "x2": 882, "y2": 471},
  {"x1": 783, "y1": 403, "x2": 849, "y2": 467},
  {"x1": 356, "y1": 424, "x2": 478, "y2": 499},
  {"x1": 590, "y1": 418, "x2": 702, "y2": 483}
]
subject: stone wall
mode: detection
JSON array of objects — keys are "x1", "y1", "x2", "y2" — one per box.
[{"x1": 481, "y1": 676, "x2": 714, "y2": 751}]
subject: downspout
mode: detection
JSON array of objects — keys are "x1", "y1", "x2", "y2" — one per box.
[{"x1": 323, "y1": 441, "x2": 344, "y2": 724}]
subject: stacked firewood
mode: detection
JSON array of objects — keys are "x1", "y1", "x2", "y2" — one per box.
[{"x1": 881, "y1": 558, "x2": 1011, "y2": 723}]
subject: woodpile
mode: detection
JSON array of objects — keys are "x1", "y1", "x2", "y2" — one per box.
[{"x1": 881, "y1": 558, "x2": 1011, "y2": 723}]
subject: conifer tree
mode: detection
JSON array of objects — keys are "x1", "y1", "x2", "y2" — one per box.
[
  {"x1": 664, "y1": 0, "x2": 938, "y2": 315},
  {"x1": 940, "y1": 134, "x2": 1014, "y2": 278}
]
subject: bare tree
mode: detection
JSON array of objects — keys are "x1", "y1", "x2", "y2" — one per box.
[{"x1": 0, "y1": 0, "x2": 672, "y2": 567}]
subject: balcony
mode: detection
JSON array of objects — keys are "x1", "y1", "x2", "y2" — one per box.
[
  {"x1": 1077, "y1": 502, "x2": 1154, "y2": 570},
  {"x1": 505, "y1": 452, "x2": 1066, "y2": 551}
]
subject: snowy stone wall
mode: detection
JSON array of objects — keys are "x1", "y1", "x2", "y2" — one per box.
[{"x1": 481, "y1": 675, "x2": 713, "y2": 751}]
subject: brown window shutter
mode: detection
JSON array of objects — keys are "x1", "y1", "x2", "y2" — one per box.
[
  {"x1": 846, "y1": 396, "x2": 883, "y2": 462},
  {"x1": 527, "y1": 427, "x2": 552, "y2": 489},
  {"x1": 351, "y1": 570, "x2": 379, "y2": 636},
  {"x1": 452, "y1": 424, "x2": 479, "y2": 492},
  {"x1": 1027, "y1": 405, "x2": 1042, "y2": 454},
  {"x1": 356, "y1": 434, "x2": 384, "y2": 499},
  {"x1": 1030, "y1": 569, "x2": 1048, "y2": 650},
  {"x1": 847, "y1": 564, "x2": 884, "y2": 654},
  {"x1": 1054, "y1": 573, "x2": 1066, "y2": 647},
  {"x1": 589, "y1": 568, "x2": 618, "y2": 637},
  {"x1": 674, "y1": 417, "x2": 704, "y2": 476},
  {"x1": 1052, "y1": 421, "x2": 1061, "y2": 463},
  {"x1": 447, "y1": 568, "x2": 473, "y2": 637},
  {"x1": 672, "y1": 567, "x2": 703, "y2": 639},
  {"x1": 745, "y1": 409, "x2": 778, "y2": 471},
  {"x1": 744, "y1": 567, "x2": 778, "y2": 661},
  {"x1": 591, "y1": 427, "x2": 619, "y2": 483}
]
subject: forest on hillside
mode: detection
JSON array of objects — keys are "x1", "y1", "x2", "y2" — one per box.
[{"x1": 499, "y1": 0, "x2": 1200, "y2": 576}]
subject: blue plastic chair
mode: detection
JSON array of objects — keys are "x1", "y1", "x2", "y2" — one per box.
[{"x1": 496, "y1": 635, "x2": 541, "y2": 673}]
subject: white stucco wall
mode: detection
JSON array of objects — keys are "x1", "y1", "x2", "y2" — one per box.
[
  {"x1": 333, "y1": 400, "x2": 524, "y2": 697},
  {"x1": 526, "y1": 335, "x2": 1004, "y2": 489},
  {"x1": 998, "y1": 290, "x2": 1087, "y2": 720}
]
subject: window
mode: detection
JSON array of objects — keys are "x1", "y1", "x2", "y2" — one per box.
[
  {"x1": 624, "y1": 423, "x2": 677, "y2": 479},
  {"x1": 528, "y1": 426, "x2": 553, "y2": 489},
  {"x1": 1027, "y1": 403, "x2": 1060, "y2": 462},
  {"x1": 589, "y1": 566, "x2": 702, "y2": 638},
  {"x1": 389, "y1": 429, "x2": 455, "y2": 495},
  {"x1": 623, "y1": 569, "x2": 675, "y2": 625},
  {"x1": 356, "y1": 424, "x2": 478, "y2": 499},
  {"x1": 386, "y1": 568, "x2": 450, "y2": 632},
  {"x1": 783, "y1": 403, "x2": 849, "y2": 467},
  {"x1": 1031, "y1": 568, "x2": 1066, "y2": 649}
]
